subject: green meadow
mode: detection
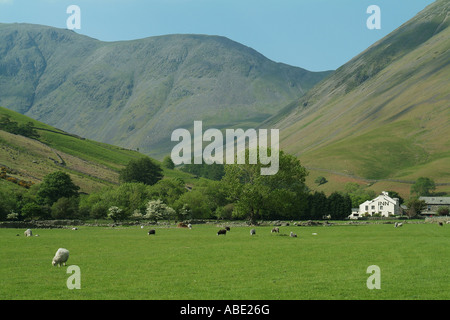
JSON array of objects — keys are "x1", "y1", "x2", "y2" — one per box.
[{"x1": 0, "y1": 223, "x2": 448, "y2": 300}]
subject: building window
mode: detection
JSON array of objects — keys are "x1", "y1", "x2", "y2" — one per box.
[
  {"x1": 380, "y1": 206, "x2": 383, "y2": 210},
  {"x1": 371, "y1": 206, "x2": 375, "y2": 210}
]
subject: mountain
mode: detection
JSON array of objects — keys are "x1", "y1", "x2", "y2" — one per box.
[
  {"x1": 0, "y1": 107, "x2": 195, "y2": 194},
  {"x1": 263, "y1": 0, "x2": 450, "y2": 196},
  {"x1": 0, "y1": 23, "x2": 331, "y2": 158}
]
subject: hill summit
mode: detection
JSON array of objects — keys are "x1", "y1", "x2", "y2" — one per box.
[{"x1": 0, "y1": 24, "x2": 331, "y2": 158}]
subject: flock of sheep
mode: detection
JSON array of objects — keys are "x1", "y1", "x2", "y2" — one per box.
[{"x1": 19, "y1": 219, "x2": 448, "y2": 268}]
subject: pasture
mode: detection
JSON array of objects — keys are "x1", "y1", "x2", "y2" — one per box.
[{"x1": 0, "y1": 223, "x2": 449, "y2": 300}]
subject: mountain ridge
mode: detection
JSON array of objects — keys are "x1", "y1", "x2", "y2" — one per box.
[
  {"x1": 262, "y1": 0, "x2": 450, "y2": 195},
  {"x1": 0, "y1": 23, "x2": 331, "y2": 158}
]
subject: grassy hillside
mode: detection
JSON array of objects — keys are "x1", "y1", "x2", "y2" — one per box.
[
  {"x1": 0, "y1": 24, "x2": 331, "y2": 159},
  {"x1": 0, "y1": 107, "x2": 195, "y2": 193},
  {"x1": 264, "y1": 0, "x2": 450, "y2": 197}
]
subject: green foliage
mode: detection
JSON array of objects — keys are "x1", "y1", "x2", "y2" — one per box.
[
  {"x1": 405, "y1": 198, "x2": 426, "y2": 218},
  {"x1": 37, "y1": 171, "x2": 80, "y2": 206},
  {"x1": 119, "y1": 157, "x2": 163, "y2": 186},
  {"x1": 222, "y1": 149, "x2": 309, "y2": 223},
  {"x1": 410, "y1": 177, "x2": 436, "y2": 196},
  {"x1": 180, "y1": 162, "x2": 225, "y2": 181},
  {"x1": 51, "y1": 197, "x2": 80, "y2": 219},
  {"x1": 162, "y1": 156, "x2": 175, "y2": 169},
  {"x1": 437, "y1": 207, "x2": 449, "y2": 216},
  {"x1": 144, "y1": 199, "x2": 176, "y2": 222},
  {"x1": 344, "y1": 183, "x2": 376, "y2": 208},
  {"x1": 0, "y1": 115, "x2": 39, "y2": 139},
  {"x1": 314, "y1": 176, "x2": 327, "y2": 186}
]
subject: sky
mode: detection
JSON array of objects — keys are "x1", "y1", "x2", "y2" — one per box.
[{"x1": 0, "y1": 0, "x2": 435, "y2": 71}]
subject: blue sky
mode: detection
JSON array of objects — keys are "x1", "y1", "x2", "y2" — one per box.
[{"x1": 0, "y1": 0, "x2": 435, "y2": 71}]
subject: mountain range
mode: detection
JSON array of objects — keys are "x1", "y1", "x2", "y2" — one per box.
[
  {"x1": 0, "y1": 23, "x2": 330, "y2": 158},
  {"x1": 0, "y1": 0, "x2": 449, "y2": 197},
  {"x1": 262, "y1": 0, "x2": 450, "y2": 195}
]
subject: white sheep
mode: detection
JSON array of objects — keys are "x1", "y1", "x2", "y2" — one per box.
[
  {"x1": 395, "y1": 222, "x2": 403, "y2": 228},
  {"x1": 250, "y1": 229, "x2": 256, "y2": 236},
  {"x1": 290, "y1": 232, "x2": 297, "y2": 238},
  {"x1": 52, "y1": 248, "x2": 70, "y2": 267},
  {"x1": 24, "y1": 229, "x2": 32, "y2": 237}
]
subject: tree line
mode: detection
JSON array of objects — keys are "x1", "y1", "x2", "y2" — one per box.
[{"x1": 0, "y1": 151, "x2": 444, "y2": 222}]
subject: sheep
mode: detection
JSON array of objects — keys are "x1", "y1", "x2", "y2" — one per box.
[
  {"x1": 52, "y1": 248, "x2": 69, "y2": 267},
  {"x1": 24, "y1": 229, "x2": 32, "y2": 237},
  {"x1": 148, "y1": 229, "x2": 156, "y2": 235},
  {"x1": 395, "y1": 222, "x2": 403, "y2": 228},
  {"x1": 72, "y1": 227, "x2": 78, "y2": 230},
  {"x1": 250, "y1": 229, "x2": 256, "y2": 236},
  {"x1": 188, "y1": 223, "x2": 192, "y2": 229},
  {"x1": 290, "y1": 232, "x2": 297, "y2": 238},
  {"x1": 447, "y1": 221, "x2": 450, "y2": 224},
  {"x1": 217, "y1": 229, "x2": 227, "y2": 236},
  {"x1": 271, "y1": 227, "x2": 280, "y2": 233}
]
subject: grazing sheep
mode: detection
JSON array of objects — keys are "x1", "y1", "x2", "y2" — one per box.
[
  {"x1": 188, "y1": 224, "x2": 192, "y2": 229},
  {"x1": 250, "y1": 229, "x2": 256, "y2": 236},
  {"x1": 271, "y1": 227, "x2": 280, "y2": 233},
  {"x1": 24, "y1": 229, "x2": 32, "y2": 237},
  {"x1": 395, "y1": 222, "x2": 403, "y2": 228},
  {"x1": 447, "y1": 221, "x2": 450, "y2": 224},
  {"x1": 52, "y1": 248, "x2": 69, "y2": 267},
  {"x1": 217, "y1": 229, "x2": 227, "y2": 236},
  {"x1": 290, "y1": 232, "x2": 297, "y2": 238},
  {"x1": 148, "y1": 229, "x2": 156, "y2": 235},
  {"x1": 72, "y1": 227, "x2": 78, "y2": 230}
]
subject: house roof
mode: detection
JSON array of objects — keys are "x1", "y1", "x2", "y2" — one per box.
[{"x1": 419, "y1": 197, "x2": 450, "y2": 205}]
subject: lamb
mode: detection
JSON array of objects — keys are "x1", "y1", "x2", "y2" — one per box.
[
  {"x1": 24, "y1": 229, "x2": 32, "y2": 237},
  {"x1": 52, "y1": 248, "x2": 69, "y2": 267},
  {"x1": 290, "y1": 232, "x2": 297, "y2": 238},
  {"x1": 148, "y1": 229, "x2": 156, "y2": 235},
  {"x1": 271, "y1": 227, "x2": 280, "y2": 233},
  {"x1": 250, "y1": 229, "x2": 256, "y2": 236},
  {"x1": 217, "y1": 229, "x2": 227, "y2": 236}
]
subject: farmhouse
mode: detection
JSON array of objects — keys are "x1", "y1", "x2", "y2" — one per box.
[
  {"x1": 419, "y1": 196, "x2": 450, "y2": 215},
  {"x1": 349, "y1": 191, "x2": 400, "y2": 219}
]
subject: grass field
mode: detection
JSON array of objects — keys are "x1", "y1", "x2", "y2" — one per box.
[{"x1": 0, "y1": 223, "x2": 449, "y2": 300}]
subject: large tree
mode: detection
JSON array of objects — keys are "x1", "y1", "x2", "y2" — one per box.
[
  {"x1": 119, "y1": 157, "x2": 163, "y2": 186},
  {"x1": 222, "y1": 149, "x2": 308, "y2": 223},
  {"x1": 37, "y1": 171, "x2": 80, "y2": 206},
  {"x1": 410, "y1": 177, "x2": 436, "y2": 196}
]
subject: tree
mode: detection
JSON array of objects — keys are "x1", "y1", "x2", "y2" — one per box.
[
  {"x1": 37, "y1": 171, "x2": 80, "y2": 206},
  {"x1": 328, "y1": 192, "x2": 352, "y2": 220},
  {"x1": 314, "y1": 176, "x2": 328, "y2": 186},
  {"x1": 51, "y1": 197, "x2": 80, "y2": 219},
  {"x1": 162, "y1": 156, "x2": 175, "y2": 169},
  {"x1": 222, "y1": 149, "x2": 308, "y2": 223},
  {"x1": 410, "y1": 177, "x2": 436, "y2": 196},
  {"x1": 405, "y1": 198, "x2": 426, "y2": 218},
  {"x1": 107, "y1": 206, "x2": 128, "y2": 222},
  {"x1": 144, "y1": 199, "x2": 176, "y2": 223},
  {"x1": 119, "y1": 157, "x2": 163, "y2": 186}
]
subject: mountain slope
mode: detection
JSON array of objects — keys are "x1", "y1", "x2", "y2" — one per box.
[
  {"x1": 0, "y1": 24, "x2": 331, "y2": 158},
  {"x1": 0, "y1": 107, "x2": 195, "y2": 193},
  {"x1": 264, "y1": 0, "x2": 450, "y2": 194}
]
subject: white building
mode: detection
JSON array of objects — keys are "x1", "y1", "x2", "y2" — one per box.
[{"x1": 349, "y1": 191, "x2": 400, "y2": 219}]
